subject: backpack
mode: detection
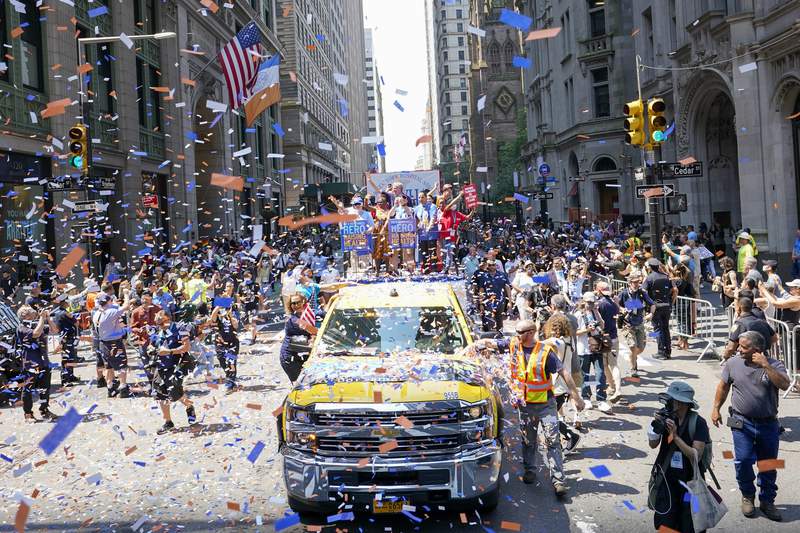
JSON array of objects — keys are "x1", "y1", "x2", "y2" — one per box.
[{"x1": 688, "y1": 411, "x2": 714, "y2": 475}]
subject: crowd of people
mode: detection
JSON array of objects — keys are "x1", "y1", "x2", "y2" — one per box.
[{"x1": 0, "y1": 184, "x2": 795, "y2": 529}]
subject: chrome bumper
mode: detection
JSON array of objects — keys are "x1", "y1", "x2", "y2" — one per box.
[{"x1": 282, "y1": 442, "x2": 502, "y2": 505}]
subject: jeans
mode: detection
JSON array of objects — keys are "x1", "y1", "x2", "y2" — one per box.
[
  {"x1": 442, "y1": 241, "x2": 456, "y2": 273},
  {"x1": 793, "y1": 259, "x2": 800, "y2": 279},
  {"x1": 60, "y1": 336, "x2": 78, "y2": 381},
  {"x1": 580, "y1": 353, "x2": 607, "y2": 401},
  {"x1": 732, "y1": 416, "x2": 781, "y2": 503},
  {"x1": 520, "y1": 398, "x2": 565, "y2": 483},
  {"x1": 652, "y1": 305, "x2": 672, "y2": 356},
  {"x1": 216, "y1": 348, "x2": 238, "y2": 387},
  {"x1": 22, "y1": 367, "x2": 51, "y2": 415}
]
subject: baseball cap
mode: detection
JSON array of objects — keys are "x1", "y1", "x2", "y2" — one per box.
[
  {"x1": 687, "y1": 231, "x2": 698, "y2": 241},
  {"x1": 738, "y1": 232, "x2": 751, "y2": 240},
  {"x1": 96, "y1": 293, "x2": 111, "y2": 306},
  {"x1": 582, "y1": 291, "x2": 597, "y2": 302},
  {"x1": 515, "y1": 319, "x2": 536, "y2": 334},
  {"x1": 763, "y1": 259, "x2": 778, "y2": 268},
  {"x1": 786, "y1": 279, "x2": 800, "y2": 288},
  {"x1": 351, "y1": 195, "x2": 363, "y2": 205},
  {"x1": 646, "y1": 257, "x2": 661, "y2": 268}
]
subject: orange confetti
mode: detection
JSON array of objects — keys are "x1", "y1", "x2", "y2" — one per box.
[
  {"x1": 282, "y1": 5, "x2": 292, "y2": 17},
  {"x1": 200, "y1": 0, "x2": 219, "y2": 13},
  {"x1": 525, "y1": 27, "x2": 562, "y2": 41},
  {"x1": 459, "y1": 513, "x2": 468, "y2": 524},
  {"x1": 77, "y1": 63, "x2": 93, "y2": 75},
  {"x1": 643, "y1": 187, "x2": 666, "y2": 199},
  {"x1": 631, "y1": 28, "x2": 641, "y2": 37},
  {"x1": 51, "y1": 64, "x2": 62, "y2": 71},
  {"x1": 57, "y1": 25, "x2": 68, "y2": 31},
  {"x1": 125, "y1": 446, "x2": 138, "y2": 456},
  {"x1": 245, "y1": 403, "x2": 262, "y2": 411},
  {"x1": 272, "y1": 405, "x2": 284, "y2": 417},
  {"x1": 378, "y1": 440, "x2": 398, "y2": 453},
  {"x1": 357, "y1": 457, "x2": 371, "y2": 467},
  {"x1": 373, "y1": 390, "x2": 383, "y2": 403},
  {"x1": 150, "y1": 86, "x2": 171, "y2": 93},
  {"x1": 10, "y1": 27, "x2": 24, "y2": 39},
  {"x1": 180, "y1": 49, "x2": 206, "y2": 56},
  {"x1": 415, "y1": 134, "x2": 432, "y2": 146},
  {"x1": 277, "y1": 212, "x2": 357, "y2": 230},
  {"x1": 658, "y1": 526, "x2": 681, "y2": 533},
  {"x1": 289, "y1": 70, "x2": 297, "y2": 82},
  {"x1": 394, "y1": 416, "x2": 413, "y2": 429},
  {"x1": 15, "y1": 502, "x2": 30, "y2": 533},
  {"x1": 721, "y1": 450, "x2": 733, "y2": 459},
  {"x1": 623, "y1": 376, "x2": 641, "y2": 383},
  {"x1": 501, "y1": 522, "x2": 522, "y2": 532},
  {"x1": 307, "y1": 44, "x2": 317, "y2": 51},
  {"x1": 226, "y1": 501, "x2": 240, "y2": 512},
  {"x1": 678, "y1": 156, "x2": 697, "y2": 166},
  {"x1": 33, "y1": 460, "x2": 47, "y2": 468},
  {"x1": 41, "y1": 98, "x2": 73, "y2": 119},
  {"x1": 181, "y1": 77, "x2": 196, "y2": 87},
  {"x1": 55, "y1": 246, "x2": 86, "y2": 278},
  {"x1": 210, "y1": 173, "x2": 244, "y2": 191},
  {"x1": 757, "y1": 459, "x2": 785, "y2": 473}
]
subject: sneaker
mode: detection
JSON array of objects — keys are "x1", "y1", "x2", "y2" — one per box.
[
  {"x1": 583, "y1": 399, "x2": 593, "y2": 410},
  {"x1": 24, "y1": 413, "x2": 36, "y2": 424},
  {"x1": 62, "y1": 377, "x2": 77, "y2": 387},
  {"x1": 759, "y1": 501, "x2": 782, "y2": 522},
  {"x1": 118, "y1": 386, "x2": 131, "y2": 399},
  {"x1": 107, "y1": 387, "x2": 118, "y2": 398},
  {"x1": 157, "y1": 421, "x2": 175, "y2": 435},
  {"x1": 607, "y1": 392, "x2": 622, "y2": 404},
  {"x1": 186, "y1": 406, "x2": 197, "y2": 425},
  {"x1": 631, "y1": 370, "x2": 639, "y2": 378},
  {"x1": 597, "y1": 402, "x2": 612, "y2": 413},
  {"x1": 741, "y1": 495, "x2": 756, "y2": 518},
  {"x1": 564, "y1": 432, "x2": 581, "y2": 454},
  {"x1": 553, "y1": 481, "x2": 568, "y2": 498},
  {"x1": 653, "y1": 353, "x2": 668, "y2": 360},
  {"x1": 522, "y1": 470, "x2": 536, "y2": 484},
  {"x1": 96, "y1": 376, "x2": 107, "y2": 389},
  {"x1": 39, "y1": 409, "x2": 59, "y2": 422}
]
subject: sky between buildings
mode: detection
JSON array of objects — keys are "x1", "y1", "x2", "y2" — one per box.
[{"x1": 363, "y1": 0, "x2": 429, "y2": 172}]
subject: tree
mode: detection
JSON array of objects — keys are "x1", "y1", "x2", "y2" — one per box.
[{"x1": 493, "y1": 109, "x2": 527, "y2": 213}]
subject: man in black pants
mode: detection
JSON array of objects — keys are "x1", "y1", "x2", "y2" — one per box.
[
  {"x1": 642, "y1": 258, "x2": 676, "y2": 359},
  {"x1": 52, "y1": 291, "x2": 79, "y2": 386},
  {"x1": 16, "y1": 305, "x2": 60, "y2": 422}
]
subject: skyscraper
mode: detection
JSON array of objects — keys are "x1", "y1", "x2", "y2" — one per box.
[{"x1": 364, "y1": 28, "x2": 386, "y2": 172}]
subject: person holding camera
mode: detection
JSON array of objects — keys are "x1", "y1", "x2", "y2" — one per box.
[
  {"x1": 617, "y1": 273, "x2": 654, "y2": 378},
  {"x1": 711, "y1": 330, "x2": 790, "y2": 521},
  {"x1": 210, "y1": 303, "x2": 240, "y2": 392},
  {"x1": 648, "y1": 381, "x2": 710, "y2": 533},
  {"x1": 575, "y1": 292, "x2": 610, "y2": 413},
  {"x1": 16, "y1": 305, "x2": 60, "y2": 422}
]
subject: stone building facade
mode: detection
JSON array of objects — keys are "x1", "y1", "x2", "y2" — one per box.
[
  {"x1": 0, "y1": 0, "x2": 283, "y2": 277},
  {"x1": 364, "y1": 28, "x2": 386, "y2": 172}
]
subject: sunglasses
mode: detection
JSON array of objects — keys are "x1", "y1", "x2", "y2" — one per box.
[{"x1": 290, "y1": 301, "x2": 303, "y2": 305}]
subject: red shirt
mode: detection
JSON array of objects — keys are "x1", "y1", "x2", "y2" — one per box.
[
  {"x1": 130, "y1": 303, "x2": 161, "y2": 345},
  {"x1": 438, "y1": 209, "x2": 468, "y2": 242}
]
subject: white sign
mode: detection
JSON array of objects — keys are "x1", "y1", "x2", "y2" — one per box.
[{"x1": 367, "y1": 171, "x2": 440, "y2": 206}]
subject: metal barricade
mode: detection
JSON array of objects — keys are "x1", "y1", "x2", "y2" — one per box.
[
  {"x1": 610, "y1": 278, "x2": 627, "y2": 296},
  {"x1": 789, "y1": 326, "x2": 800, "y2": 399},
  {"x1": 589, "y1": 272, "x2": 611, "y2": 291},
  {"x1": 671, "y1": 296, "x2": 719, "y2": 361},
  {"x1": 726, "y1": 304, "x2": 735, "y2": 333},
  {"x1": 766, "y1": 318, "x2": 793, "y2": 388}
]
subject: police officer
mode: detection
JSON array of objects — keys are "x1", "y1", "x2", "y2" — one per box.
[
  {"x1": 642, "y1": 258, "x2": 676, "y2": 360},
  {"x1": 473, "y1": 320, "x2": 584, "y2": 497}
]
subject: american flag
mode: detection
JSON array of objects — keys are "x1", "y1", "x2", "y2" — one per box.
[
  {"x1": 300, "y1": 302, "x2": 316, "y2": 328},
  {"x1": 218, "y1": 22, "x2": 263, "y2": 109}
]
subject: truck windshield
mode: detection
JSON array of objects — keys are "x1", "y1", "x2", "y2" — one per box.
[{"x1": 318, "y1": 306, "x2": 467, "y2": 355}]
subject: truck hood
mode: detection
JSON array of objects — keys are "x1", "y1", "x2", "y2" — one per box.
[{"x1": 289, "y1": 353, "x2": 489, "y2": 406}]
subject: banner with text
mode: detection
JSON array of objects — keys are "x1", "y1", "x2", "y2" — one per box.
[
  {"x1": 463, "y1": 183, "x2": 479, "y2": 210},
  {"x1": 367, "y1": 171, "x2": 440, "y2": 207},
  {"x1": 340, "y1": 220, "x2": 372, "y2": 252},
  {"x1": 388, "y1": 218, "x2": 418, "y2": 249}
]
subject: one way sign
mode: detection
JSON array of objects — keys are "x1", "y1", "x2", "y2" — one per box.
[
  {"x1": 532, "y1": 192, "x2": 554, "y2": 200},
  {"x1": 636, "y1": 184, "x2": 676, "y2": 199}
]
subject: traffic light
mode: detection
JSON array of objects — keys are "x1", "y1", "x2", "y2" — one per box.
[
  {"x1": 68, "y1": 124, "x2": 88, "y2": 174},
  {"x1": 623, "y1": 100, "x2": 645, "y2": 146},
  {"x1": 648, "y1": 98, "x2": 667, "y2": 143}
]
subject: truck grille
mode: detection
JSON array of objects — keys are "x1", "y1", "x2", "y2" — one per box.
[
  {"x1": 315, "y1": 435, "x2": 460, "y2": 457},
  {"x1": 314, "y1": 409, "x2": 458, "y2": 427}
]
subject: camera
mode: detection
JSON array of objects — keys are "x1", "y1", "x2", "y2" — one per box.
[{"x1": 651, "y1": 393, "x2": 678, "y2": 436}]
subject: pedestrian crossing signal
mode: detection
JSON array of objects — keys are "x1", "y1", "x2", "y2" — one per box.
[{"x1": 68, "y1": 124, "x2": 88, "y2": 174}]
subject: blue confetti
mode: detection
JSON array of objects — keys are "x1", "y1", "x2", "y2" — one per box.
[
  {"x1": 512, "y1": 56, "x2": 532, "y2": 69},
  {"x1": 394, "y1": 100, "x2": 405, "y2": 112},
  {"x1": 214, "y1": 297, "x2": 233, "y2": 309},
  {"x1": 327, "y1": 512, "x2": 355, "y2": 523},
  {"x1": 624, "y1": 299, "x2": 644, "y2": 310},
  {"x1": 133, "y1": 461, "x2": 146, "y2": 467},
  {"x1": 247, "y1": 441, "x2": 265, "y2": 464},
  {"x1": 39, "y1": 407, "x2": 83, "y2": 455},
  {"x1": 589, "y1": 464, "x2": 611, "y2": 478},
  {"x1": 377, "y1": 142, "x2": 386, "y2": 157},
  {"x1": 275, "y1": 513, "x2": 301, "y2": 531},
  {"x1": 0, "y1": 453, "x2": 12, "y2": 463},
  {"x1": 272, "y1": 122, "x2": 285, "y2": 137},
  {"x1": 623, "y1": 500, "x2": 636, "y2": 510},
  {"x1": 87, "y1": 5, "x2": 109, "y2": 17},
  {"x1": 513, "y1": 193, "x2": 529, "y2": 203},
  {"x1": 499, "y1": 8, "x2": 532, "y2": 31}
]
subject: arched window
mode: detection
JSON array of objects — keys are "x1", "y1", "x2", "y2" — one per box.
[
  {"x1": 593, "y1": 156, "x2": 617, "y2": 172},
  {"x1": 503, "y1": 41, "x2": 515, "y2": 71},
  {"x1": 488, "y1": 42, "x2": 501, "y2": 74}
]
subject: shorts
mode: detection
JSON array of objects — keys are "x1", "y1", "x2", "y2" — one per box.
[
  {"x1": 94, "y1": 337, "x2": 105, "y2": 369},
  {"x1": 623, "y1": 324, "x2": 647, "y2": 351},
  {"x1": 154, "y1": 366, "x2": 184, "y2": 402},
  {"x1": 99, "y1": 339, "x2": 128, "y2": 370}
]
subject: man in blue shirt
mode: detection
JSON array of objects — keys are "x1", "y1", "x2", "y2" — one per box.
[
  {"x1": 617, "y1": 273, "x2": 654, "y2": 378},
  {"x1": 478, "y1": 260, "x2": 511, "y2": 332},
  {"x1": 414, "y1": 190, "x2": 438, "y2": 273}
]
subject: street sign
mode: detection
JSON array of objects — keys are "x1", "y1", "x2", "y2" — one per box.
[
  {"x1": 659, "y1": 161, "x2": 703, "y2": 179},
  {"x1": 636, "y1": 184, "x2": 676, "y2": 199},
  {"x1": 46, "y1": 176, "x2": 79, "y2": 191},
  {"x1": 97, "y1": 177, "x2": 116, "y2": 190},
  {"x1": 72, "y1": 200, "x2": 101, "y2": 214},
  {"x1": 538, "y1": 163, "x2": 551, "y2": 177},
  {"x1": 667, "y1": 194, "x2": 689, "y2": 213},
  {"x1": 532, "y1": 192, "x2": 554, "y2": 200}
]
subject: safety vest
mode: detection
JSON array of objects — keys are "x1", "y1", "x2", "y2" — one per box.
[
  {"x1": 509, "y1": 337, "x2": 553, "y2": 404},
  {"x1": 623, "y1": 237, "x2": 642, "y2": 257}
]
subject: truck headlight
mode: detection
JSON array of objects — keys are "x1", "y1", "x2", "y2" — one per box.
[
  {"x1": 286, "y1": 404, "x2": 312, "y2": 424},
  {"x1": 459, "y1": 401, "x2": 488, "y2": 421}
]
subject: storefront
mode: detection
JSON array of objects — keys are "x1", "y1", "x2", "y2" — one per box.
[{"x1": 0, "y1": 151, "x2": 55, "y2": 282}]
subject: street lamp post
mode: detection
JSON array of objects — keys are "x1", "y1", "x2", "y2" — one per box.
[{"x1": 75, "y1": 32, "x2": 176, "y2": 275}]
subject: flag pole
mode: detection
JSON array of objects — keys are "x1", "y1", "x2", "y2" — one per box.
[{"x1": 191, "y1": 55, "x2": 218, "y2": 81}]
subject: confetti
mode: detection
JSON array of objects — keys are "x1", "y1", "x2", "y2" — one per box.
[
  {"x1": 378, "y1": 440, "x2": 398, "y2": 453},
  {"x1": 14, "y1": 502, "x2": 30, "y2": 533},
  {"x1": 247, "y1": 441, "x2": 265, "y2": 464},
  {"x1": 277, "y1": 213, "x2": 357, "y2": 230},
  {"x1": 275, "y1": 513, "x2": 301, "y2": 531},
  {"x1": 757, "y1": 459, "x2": 785, "y2": 472},
  {"x1": 722, "y1": 450, "x2": 733, "y2": 459},
  {"x1": 501, "y1": 521, "x2": 522, "y2": 531},
  {"x1": 499, "y1": 8, "x2": 532, "y2": 31},
  {"x1": 55, "y1": 246, "x2": 86, "y2": 277},
  {"x1": 525, "y1": 27, "x2": 562, "y2": 41},
  {"x1": 39, "y1": 407, "x2": 82, "y2": 455},
  {"x1": 210, "y1": 173, "x2": 244, "y2": 191},
  {"x1": 200, "y1": 0, "x2": 219, "y2": 13},
  {"x1": 589, "y1": 465, "x2": 611, "y2": 478}
]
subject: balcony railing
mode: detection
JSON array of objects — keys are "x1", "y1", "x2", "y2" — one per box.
[
  {"x1": 89, "y1": 113, "x2": 119, "y2": 148},
  {"x1": 0, "y1": 85, "x2": 47, "y2": 136},
  {"x1": 578, "y1": 34, "x2": 613, "y2": 60},
  {"x1": 139, "y1": 127, "x2": 165, "y2": 158}
]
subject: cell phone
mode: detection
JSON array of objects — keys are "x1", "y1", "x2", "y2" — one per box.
[{"x1": 726, "y1": 416, "x2": 744, "y2": 429}]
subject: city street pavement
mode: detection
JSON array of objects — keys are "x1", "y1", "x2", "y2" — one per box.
[{"x1": 1, "y1": 303, "x2": 799, "y2": 532}]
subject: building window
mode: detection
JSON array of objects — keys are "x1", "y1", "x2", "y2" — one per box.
[
  {"x1": 503, "y1": 41, "x2": 514, "y2": 70},
  {"x1": 458, "y1": 36, "x2": 464, "y2": 46},
  {"x1": 459, "y1": 64, "x2": 466, "y2": 74},
  {"x1": 488, "y1": 42, "x2": 501, "y2": 73},
  {"x1": 456, "y1": 22, "x2": 463, "y2": 32},
  {"x1": 643, "y1": 7, "x2": 654, "y2": 64},
  {"x1": 461, "y1": 105, "x2": 467, "y2": 115},
  {"x1": 593, "y1": 157, "x2": 617, "y2": 172},
  {"x1": 443, "y1": 50, "x2": 449, "y2": 60},
  {"x1": 592, "y1": 68, "x2": 610, "y2": 118},
  {"x1": 564, "y1": 77, "x2": 575, "y2": 126},
  {"x1": 460, "y1": 91, "x2": 467, "y2": 101},
  {"x1": 456, "y1": 9, "x2": 462, "y2": 18},
  {"x1": 458, "y1": 50, "x2": 465, "y2": 60},
  {"x1": 669, "y1": 0, "x2": 677, "y2": 51},
  {"x1": 264, "y1": 0, "x2": 274, "y2": 30},
  {"x1": 587, "y1": 0, "x2": 606, "y2": 37},
  {"x1": 444, "y1": 64, "x2": 449, "y2": 74},
  {"x1": 20, "y1": 0, "x2": 44, "y2": 91},
  {"x1": 561, "y1": 9, "x2": 571, "y2": 56}
]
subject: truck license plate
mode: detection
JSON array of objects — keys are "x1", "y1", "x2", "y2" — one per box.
[{"x1": 373, "y1": 500, "x2": 404, "y2": 514}]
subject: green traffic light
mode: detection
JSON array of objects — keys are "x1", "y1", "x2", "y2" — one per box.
[
  {"x1": 653, "y1": 131, "x2": 666, "y2": 143},
  {"x1": 71, "y1": 155, "x2": 83, "y2": 168}
]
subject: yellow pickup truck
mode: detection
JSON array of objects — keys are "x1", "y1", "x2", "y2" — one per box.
[{"x1": 279, "y1": 281, "x2": 502, "y2": 515}]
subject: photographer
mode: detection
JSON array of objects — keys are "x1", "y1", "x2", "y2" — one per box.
[
  {"x1": 16, "y1": 305, "x2": 60, "y2": 422},
  {"x1": 575, "y1": 292, "x2": 610, "y2": 413},
  {"x1": 648, "y1": 382, "x2": 710, "y2": 533},
  {"x1": 617, "y1": 273, "x2": 654, "y2": 378}
]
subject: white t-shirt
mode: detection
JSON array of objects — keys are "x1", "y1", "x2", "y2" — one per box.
[
  {"x1": 512, "y1": 271, "x2": 535, "y2": 307},
  {"x1": 319, "y1": 268, "x2": 340, "y2": 285},
  {"x1": 281, "y1": 268, "x2": 300, "y2": 297},
  {"x1": 544, "y1": 337, "x2": 572, "y2": 395}
]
